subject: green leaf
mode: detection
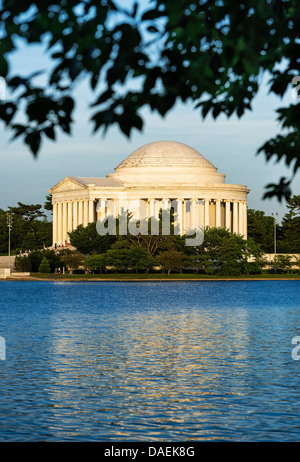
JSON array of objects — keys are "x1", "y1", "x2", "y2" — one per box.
[
  {"x1": 0, "y1": 55, "x2": 8, "y2": 78},
  {"x1": 44, "y1": 125, "x2": 55, "y2": 140},
  {"x1": 25, "y1": 130, "x2": 41, "y2": 156}
]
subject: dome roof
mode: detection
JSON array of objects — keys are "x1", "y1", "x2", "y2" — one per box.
[
  {"x1": 115, "y1": 140, "x2": 215, "y2": 170},
  {"x1": 108, "y1": 140, "x2": 225, "y2": 186}
]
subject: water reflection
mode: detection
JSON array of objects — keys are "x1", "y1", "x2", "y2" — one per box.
[{"x1": 0, "y1": 281, "x2": 299, "y2": 441}]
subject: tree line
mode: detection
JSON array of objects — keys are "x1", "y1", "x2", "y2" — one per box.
[
  {"x1": 14, "y1": 227, "x2": 265, "y2": 276},
  {"x1": 10, "y1": 195, "x2": 300, "y2": 277},
  {"x1": 0, "y1": 197, "x2": 52, "y2": 254},
  {"x1": 14, "y1": 226, "x2": 300, "y2": 277},
  {"x1": 247, "y1": 195, "x2": 300, "y2": 254},
  {"x1": 1, "y1": 194, "x2": 299, "y2": 275}
]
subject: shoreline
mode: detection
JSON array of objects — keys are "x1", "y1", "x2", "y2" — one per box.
[{"x1": 2, "y1": 274, "x2": 300, "y2": 282}]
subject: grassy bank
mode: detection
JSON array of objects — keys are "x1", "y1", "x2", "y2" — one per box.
[{"x1": 20, "y1": 272, "x2": 300, "y2": 281}]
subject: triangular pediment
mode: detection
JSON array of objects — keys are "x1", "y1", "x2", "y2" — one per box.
[{"x1": 49, "y1": 177, "x2": 88, "y2": 194}]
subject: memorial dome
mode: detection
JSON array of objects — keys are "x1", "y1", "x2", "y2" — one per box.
[
  {"x1": 108, "y1": 140, "x2": 225, "y2": 186},
  {"x1": 115, "y1": 140, "x2": 215, "y2": 169}
]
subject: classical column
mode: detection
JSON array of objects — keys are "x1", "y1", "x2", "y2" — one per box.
[
  {"x1": 215, "y1": 200, "x2": 221, "y2": 227},
  {"x1": 233, "y1": 201, "x2": 238, "y2": 234},
  {"x1": 162, "y1": 199, "x2": 170, "y2": 235},
  {"x1": 83, "y1": 200, "x2": 89, "y2": 227},
  {"x1": 62, "y1": 202, "x2": 68, "y2": 245},
  {"x1": 154, "y1": 199, "x2": 161, "y2": 220},
  {"x1": 238, "y1": 201, "x2": 243, "y2": 236},
  {"x1": 149, "y1": 199, "x2": 156, "y2": 218},
  {"x1": 225, "y1": 200, "x2": 231, "y2": 231},
  {"x1": 185, "y1": 200, "x2": 191, "y2": 230},
  {"x1": 183, "y1": 200, "x2": 187, "y2": 233},
  {"x1": 52, "y1": 202, "x2": 58, "y2": 246},
  {"x1": 162, "y1": 199, "x2": 169, "y2": 211},
  {"x1": 242, "y1": 201, "x2": 247, "y2": 238},
  {"x1": 67, "y1": 202, "x2": 73, "y2": 239},
  {"x1": 198, "y1": 199, "x2": 205, "y2": 229},
  {"x1": 77, "y1": 201, "x2": 83, "y2": 225},
  {"x1": 204, "y1": 199, "x2": 210, "y2": 228},
  {"x1": 241, "y1": 201, "x2": 246, "y2": 238},
  {"x1": 148, "y1": 199, "x2": 159, "y2": 234},
  {"x1": 88, "y1": 199, "x2": 95, "y2": 223},
  {"x1": 131, "y1": 199, "x2": 140, "y2": 220},
  {"x1": 114, "y1": 197, "x2": 120, "y2": 219},
  {"x1": 190, "y1": 198, "x2": 197, "y2": 230},
  {"x1": 176, "y1": 199, "x2": 183, "y2": 235},
  {"x1": 107, "y1": 199, "x2": 116, "y2": 217},
  {"x1": 101, "y1": 199, "x2": 106, "y2": 218},
  {"x1": 73, "y1": 201, "x2": 78, "y2": 230},
  {"x1": 96, "y1": 199, "x2": 102, "y2": 220},
  {"x1": 57, "y1": 202, "x2": 62, "y2": 245},
  {"x1": 96, "y1": 199, "x2": 107, "y2": 221},
  {"x1": 96, "y1": 201, "x2": 101, "y2": 220}
]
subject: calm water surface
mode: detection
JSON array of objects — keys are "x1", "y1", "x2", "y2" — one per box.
[{"x1": 0, "y1": 280, "x2": 299, "y2": 442}]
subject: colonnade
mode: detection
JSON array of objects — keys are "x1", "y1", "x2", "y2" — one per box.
[
  {"x1": 52, "y1": 200, "x2": 95, "y2": 246},
  {"x1": 52, "y1": 197, "x2": 247, "y2": 246}
]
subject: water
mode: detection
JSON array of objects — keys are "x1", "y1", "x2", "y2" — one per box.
[{"x1": 0, "y1": 280, "x2": 299, "y2": 442}]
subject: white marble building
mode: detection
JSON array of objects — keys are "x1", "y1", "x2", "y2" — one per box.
[{"x1": 49, "y1": 141, "x2": 249, "y2": 246}]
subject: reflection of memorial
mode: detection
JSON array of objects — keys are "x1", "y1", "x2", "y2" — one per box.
[{"x1": 49, "y1": 140, "x2": 249, "y2": 246}]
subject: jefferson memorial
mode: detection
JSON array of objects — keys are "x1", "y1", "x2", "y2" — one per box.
[{"x1": 49, "y1": 141, "x2": 249, "y2": 246}]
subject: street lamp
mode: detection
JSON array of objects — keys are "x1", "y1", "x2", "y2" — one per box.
[
  {"x1": 6, "y1": 212, "x2": 13, "y2": 272},
  {"x1": 271, "y1": 212, "x2": 278, "y2": 255}
]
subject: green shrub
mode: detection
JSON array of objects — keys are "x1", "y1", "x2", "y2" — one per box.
[
  {"x1": 14, "y1": 255, "x2": 32, "y2": 272},
  {"x1": 38, "y1": 257, "x2": 51, "y2": 273}
]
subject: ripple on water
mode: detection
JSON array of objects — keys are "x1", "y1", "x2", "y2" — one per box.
[{"x1": 0, "y1": 280, "x2": 299, "y2": 441}]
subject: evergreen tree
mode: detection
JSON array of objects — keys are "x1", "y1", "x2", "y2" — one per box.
[
  {"x1": 28, "y1": 250, "x2": 63, "y2": 272},
  {"x1": 0, "y1": 209, "x2": 8, "y2": 253},
  {"x1": 279, "y1": 195, "x2": 300, "y2": 253},
  {"x1": 247, "y1": 209, "x2": 274, "y2": 253},
  {"x1": 38, "y1": 257, "x2": 51, "y2": 273},
  {"x1": 189, "y1": 227, "x2": 263, "y2": 276},
  {"x1": 0, "y1": 203, "x2": 52, "y2": 253},
  {"x1": 44, "y1": 194, "x2": 53, "y2": 214}
]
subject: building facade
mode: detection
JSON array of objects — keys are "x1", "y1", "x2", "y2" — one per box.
[{"x1": 49, "y1": 141, "x2": 249, "y2": 246}]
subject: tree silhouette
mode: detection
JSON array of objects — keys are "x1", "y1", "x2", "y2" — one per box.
[{"x1": 0, "y1": 0, "x2": 299, "y2": 199}]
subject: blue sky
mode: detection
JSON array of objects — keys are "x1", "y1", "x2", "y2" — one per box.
[{"x1": 0, "y1": 33, "x2": 299, "y2": 223}]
